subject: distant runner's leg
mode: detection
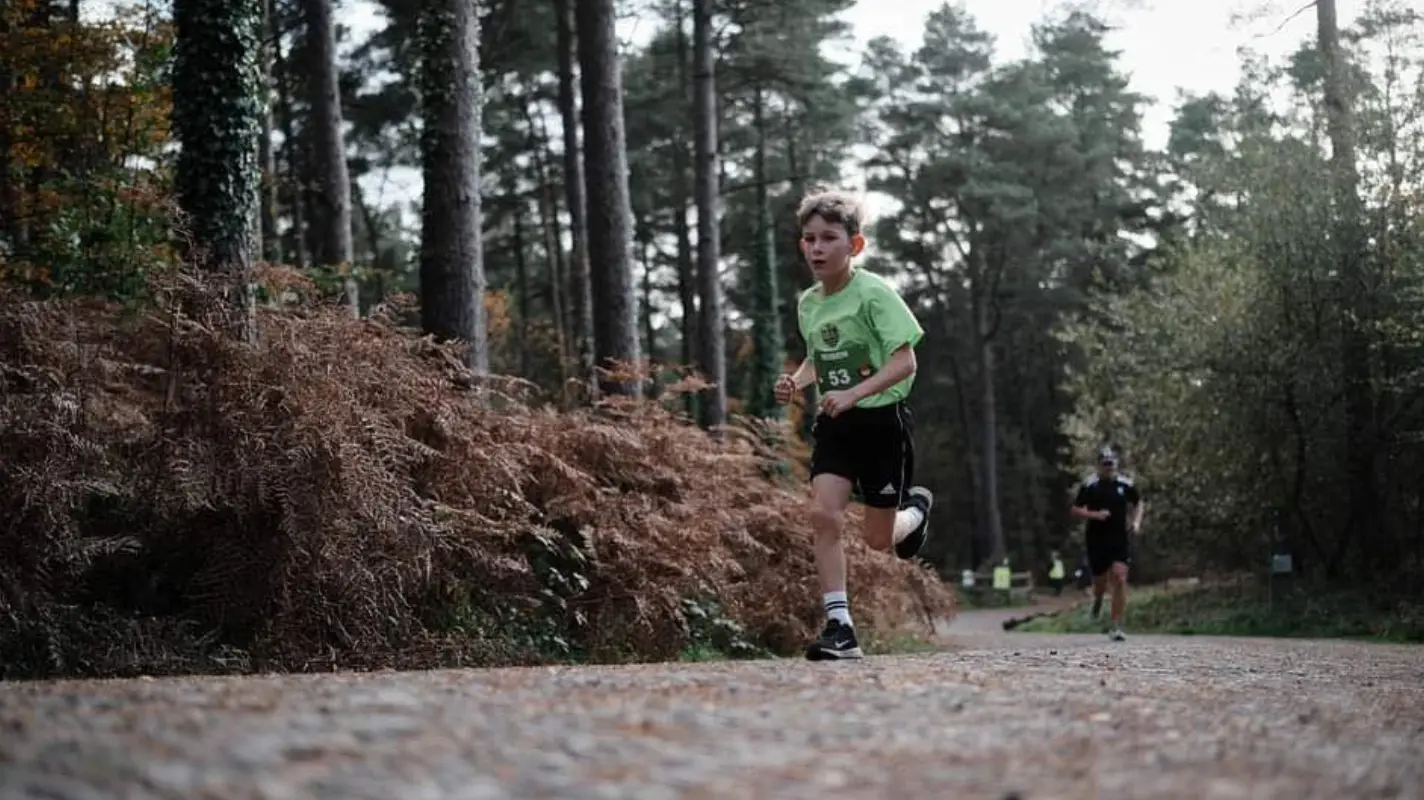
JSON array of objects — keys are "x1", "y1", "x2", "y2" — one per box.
[
  {"x1": 1088, "y1": 549, "x2": 1108, "y2": 620},
  {"x1": 1108, "y1": 557, "x2": 1129, "y2": 641}
]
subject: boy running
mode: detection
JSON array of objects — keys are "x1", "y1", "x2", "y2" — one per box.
[{"x1": 773, "y1": 188, "x2": 935, "y2": 661}]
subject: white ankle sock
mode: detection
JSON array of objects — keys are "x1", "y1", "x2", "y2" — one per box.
[
  {"x1": 823, "y1": 591, "x2": 852, "y2": 627},
  {"x1": 892, "y1": 507, "x2": 924, "y2": 543}
]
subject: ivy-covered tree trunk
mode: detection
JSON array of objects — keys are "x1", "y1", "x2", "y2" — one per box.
[
  {"x1": 417, "y1": 0, "x2": 487, "y2": 373},
  {"x1": 303, "y1": 0, "x2": 357, "y2": 315},
  {"x1": 692, "y1": 0, "x2": 727, "y2": 428},
  {"x1": 747, "y1": 85, "x2": 783, "y2": 419},
  {"x1": 576, "y1": 0, "x2": 642, "y2": 397},
  {"x1": 172, "y1": 0, "x2": 263, "y2": 342},
  {"x1": 553, "y1": 0, "x2": 596, "y2": 397}
]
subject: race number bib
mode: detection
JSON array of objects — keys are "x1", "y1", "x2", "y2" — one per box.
[{"x1": 813, "y1": 342, "x2": 873, "y2": 396}]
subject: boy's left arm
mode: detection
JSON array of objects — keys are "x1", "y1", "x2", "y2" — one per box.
[
  {"x1": 822, "y1": 285, "x2": 925, "y2": 415},
  {"x1": 847, "y1": 345, "x2": 916, "y2": 403},
  {"x1": 848, "y1": 284, "x2": 925, "y2": 403}
]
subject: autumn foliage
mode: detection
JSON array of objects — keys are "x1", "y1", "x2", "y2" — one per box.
[
  {"x1": 0, "y1": 269, "x2": 954, "y2": 679},
  {"x1": 0, "y1": 0, "x2": 173, "y2": 296}
]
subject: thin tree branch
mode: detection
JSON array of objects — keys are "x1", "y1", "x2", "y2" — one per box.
[{"x1": 1253, "y1": 0, "x2": 1318, "y2": 40}]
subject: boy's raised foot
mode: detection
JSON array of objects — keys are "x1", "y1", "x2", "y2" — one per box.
[{"x1": 894, "y1": 486, "x2": 934, "y2": 560}]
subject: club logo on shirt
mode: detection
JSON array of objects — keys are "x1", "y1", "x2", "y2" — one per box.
[{"x1": 820, "y1": 323, "x2": 840, "y2": 348}]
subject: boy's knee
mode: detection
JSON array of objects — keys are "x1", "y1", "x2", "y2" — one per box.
[{"x1": 809, "y1": 503, "x2": 844, "y2": 538}]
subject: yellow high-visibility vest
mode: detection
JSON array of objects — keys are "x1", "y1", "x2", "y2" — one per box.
[
  {"x1": 992, "y1": 564, "x2": 1011, "y2": 590},
  {"x1": 1049, "y1": 558, "x2": 1065, "y2": 580}
]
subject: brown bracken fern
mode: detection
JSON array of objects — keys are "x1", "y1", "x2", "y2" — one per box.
[{"x1": 0, "y1": 266, "x2": 954, "y2": 679}]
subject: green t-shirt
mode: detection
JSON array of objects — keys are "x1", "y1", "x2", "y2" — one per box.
[{"x1": 797, "y1": 268, "x2": 925, "y2": 409}]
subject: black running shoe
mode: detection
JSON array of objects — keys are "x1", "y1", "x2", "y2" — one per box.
[
  {"x1": 805, "y1": 619, "x2": 864, "y2": 661},
  {"x1": 894, "y1": 486, "x2": 934, "y2": 560}
]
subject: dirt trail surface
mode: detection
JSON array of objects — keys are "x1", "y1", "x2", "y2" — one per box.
[{"x1": 2, "y1": 615, "x2": 1422, "y2": 800}]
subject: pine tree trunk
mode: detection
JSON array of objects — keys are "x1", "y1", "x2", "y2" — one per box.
[
  {"x1": 972, "y1": 279, "x2": 1005, "y2": 566},
  {"x1": 526, "y1": 101, "x2": 573, "y2": 375},
  {"x1": 257, "y1": 0, "x2": 280, "y2": 263},
  {"x1": 303, "y1": 0, "x2": 357, "y2": 315},
  {"x1": 514, "y1": 199, "x2": 531, "y2": 378},
  {"x1": 692, "y1": 0, "x2": 727, "y2": 429},
  {"x1": 526, "y1": 111, "x2": 572, "y2": 391},
  {"x1": 172, "y1": 0, "x2": 263, "y2": 342},
  {"x1": 353, "y1": 184, "x2": 383, "y2": 285},
  {"x1": 637, "y1": 216, "x2": 657, "y2": 374},
  {"x1": 671, "y1": 0, "x2": 698, "y2": 419},
  {"x1": 576, "y1": 0, "x2": 642, "y2": 397},
  {"x1": 537, "y1": 174, "x2": 572, "y2": 392},
  {"x1": 417, "y1": 0, "x2": 487, "y2": 373},
  {"x1": 553, "y1": 0, "x2": 595, "y2": 399},
  {"x1": 749, "y1": 86, "x2": 782, "y2": 419},
  {"x1": 271, "y1": 15, "x2": 307, "y2": 269},
  {"x1": 1317, "y1": 0, "x2": 1379, "y2": 575},
  {"x1": 0, "y1": 12, "x2": 14, "y2": 252}
]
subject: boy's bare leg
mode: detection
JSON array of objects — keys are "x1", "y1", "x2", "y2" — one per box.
[
  {"x1": 864, "y1": 489, "x2": 934, "y2": 558},
  {"x1": 807, "y1": 474, "x2": 862, "y2": 660},
  {"x1": 861, "y1": 507, "x2": 895, "y2": 552},
  {"x1": 811, "y1": 474, "x2": 854, "y2": 597}
]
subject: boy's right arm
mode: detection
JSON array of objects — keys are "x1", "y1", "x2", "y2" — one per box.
[
  {"x1": 774, "y1": 358, "x2": 815, "y2": 405},
  {"x1": 791, "y1": 357, "x2": 817, "y2": 390}
]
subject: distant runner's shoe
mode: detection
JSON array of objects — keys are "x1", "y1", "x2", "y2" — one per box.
[
  {"x1": 805, "y1": 619, "x2": 864, "y2": 661},
  {"x1": 894, "y1": 486, "x2": 935, "y2": 560},
  {"x1": 1108, "y1": 626, "x2": 1126, "y2": 642}
]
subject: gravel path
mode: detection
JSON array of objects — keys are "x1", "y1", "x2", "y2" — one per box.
[{"x1": 1, "y1": 619, "x2": 1421, "y2": 799}]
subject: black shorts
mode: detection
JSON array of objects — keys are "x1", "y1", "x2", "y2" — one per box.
[
  {"x1": 808, "y1": 402, "x2": 913, "y2": 509},
  {"x1": 1086, "y1": 537, "x2": 1132, "y2": 576}
]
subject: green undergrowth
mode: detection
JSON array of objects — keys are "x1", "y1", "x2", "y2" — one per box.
[
  {"x1": 1012, "y1": 582, "x2": 1424, "y2": 643},
  {"x1": 675, "y1": 597, "x2": 774, "y2": 662}
]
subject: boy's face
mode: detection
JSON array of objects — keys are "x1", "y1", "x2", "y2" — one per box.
[{"x1": 799, "y1": 214, "x2": 864, "y2": 282}]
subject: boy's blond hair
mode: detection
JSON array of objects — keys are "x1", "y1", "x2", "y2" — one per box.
[{"x1": 796, "y1": 188, "x2": 866, "y2": 238}]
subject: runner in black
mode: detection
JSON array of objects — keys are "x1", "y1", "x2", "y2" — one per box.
[{"x1": 1069, "y1": 446, "x2": 1144, "y2": 641}]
